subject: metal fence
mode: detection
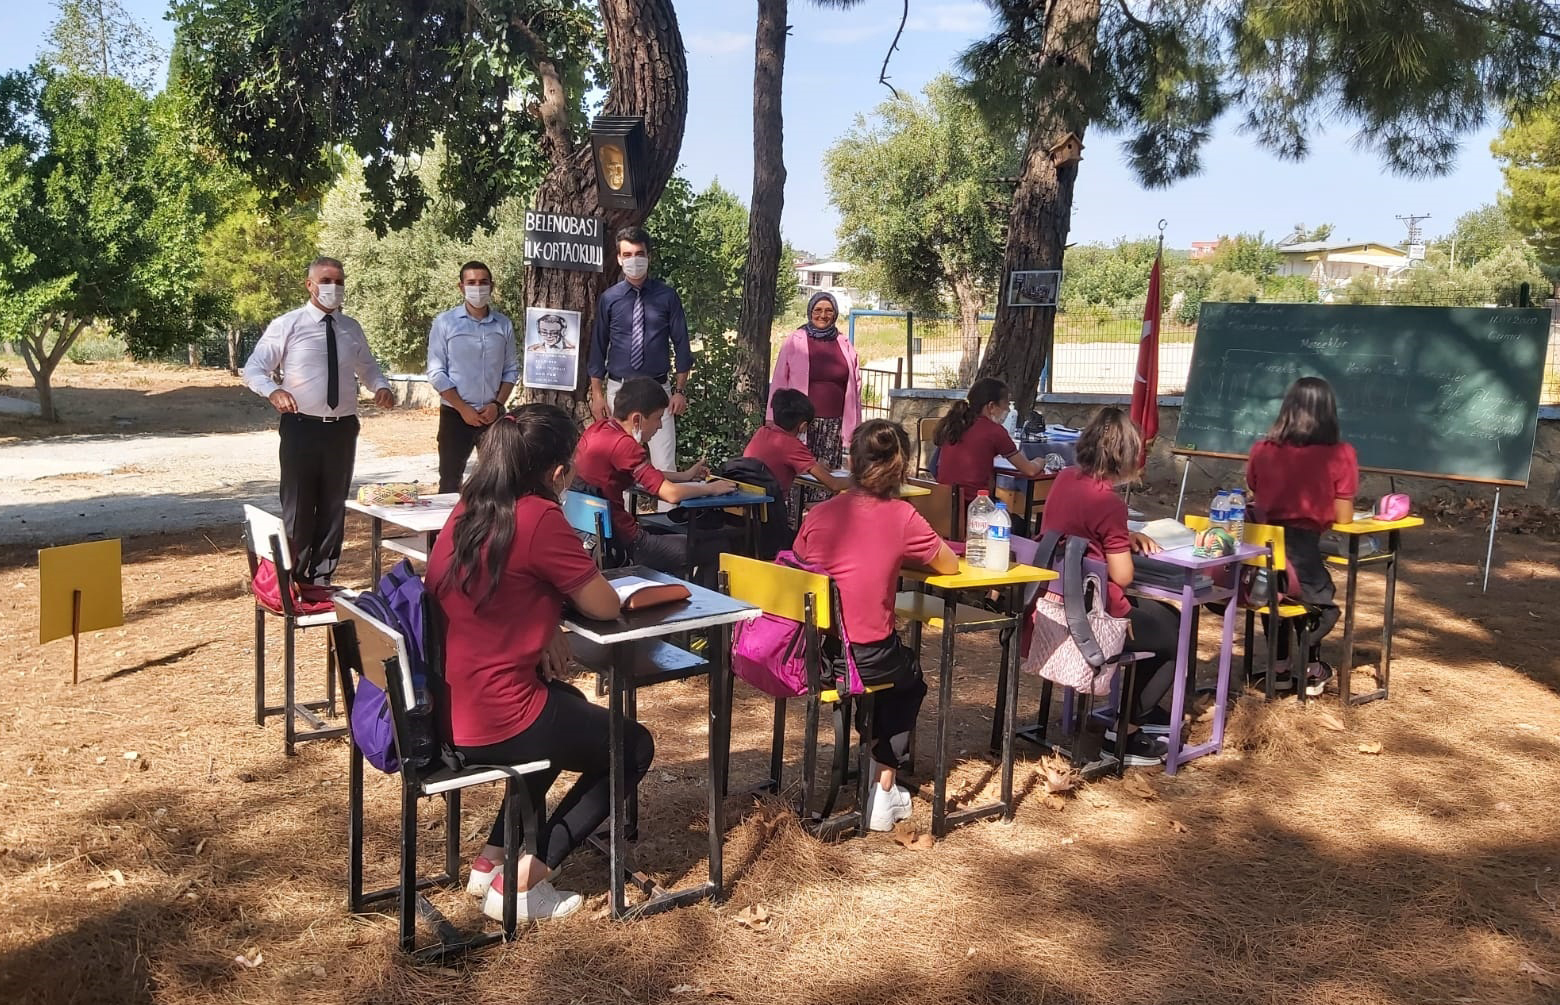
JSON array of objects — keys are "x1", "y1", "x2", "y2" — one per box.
[
  {"x1": 858, "y1": 364, "x2": 901, "y2": 419},
  {"x1": 847, "y1": 293, "x2": 1560, "y2": 404},
  {"x1": 148, "y1": 327, "x2": 262, "y2": 370}
]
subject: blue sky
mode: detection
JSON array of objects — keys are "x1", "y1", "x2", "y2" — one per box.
[{"x1": 1, "y1": 1, "x2": 1506, "y2": 255}]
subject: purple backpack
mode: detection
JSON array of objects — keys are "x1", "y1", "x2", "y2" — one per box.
[
  {"x1": 348, "y1": 561, "x2": 437, "y2": 774},
  {"x1": 731, "y1": 550, "x2": 863, "y2": 699}
]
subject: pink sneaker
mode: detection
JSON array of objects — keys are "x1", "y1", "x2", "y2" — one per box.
[{"x1": 466, "y1": 855, "x2": 500, "y2": 898}]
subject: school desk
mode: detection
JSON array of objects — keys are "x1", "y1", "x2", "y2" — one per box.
[
  {"x1": 896, "y1": 558, "x2": 1057, "y2": 836},
  {"x1": 631, "y1": 485, "x2": 774, "y2": 561},
  {"x1": 1326, "y1": 515, "x2": 1424, "y2": 706},
  {"x1": 1130, "y1": 542, "x2": 1266, "y2": 775},
  {"x1": 793, "y1": 469, "x2": 933, "y2": 498},
  {"x1": 344, "y1": 492, "x2": 459, "y2": 583},
  {"x1": 993, "y1": 458, "x2": 1056, "y2": 534},
  {"x1": 563, "y1": 566, "x2": 759, "y2": 920}
]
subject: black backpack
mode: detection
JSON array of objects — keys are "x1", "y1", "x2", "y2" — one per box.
[{"x1": 716, "y1": 456, "x2": 793, "y2": 559}]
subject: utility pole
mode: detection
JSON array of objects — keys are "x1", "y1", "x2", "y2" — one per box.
[{"x1": 1396, "y1": 213, "x2": 1431, "y2": 265}]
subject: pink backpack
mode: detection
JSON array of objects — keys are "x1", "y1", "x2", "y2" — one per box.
[{"x1": 730, "y1": 551, "x2": 863, "y2": 699}]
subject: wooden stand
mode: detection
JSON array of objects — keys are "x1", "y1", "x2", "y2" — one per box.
[{"x1": 71, "y1": 589, "x2": 81, "y2": 686}]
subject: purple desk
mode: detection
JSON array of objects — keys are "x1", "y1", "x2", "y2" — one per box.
[{"x1": 1130, "y1": 543, "x2": 1265, "y2": 775}]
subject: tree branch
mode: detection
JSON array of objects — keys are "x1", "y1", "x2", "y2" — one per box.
[
  {"x1": 879, "y1": 0, "x2": 909, "y2": 99},
  {"x1": 508, "y1": 12, "x2": 576, "y2": 160}
]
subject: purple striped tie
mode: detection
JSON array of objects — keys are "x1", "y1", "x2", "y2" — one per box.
[{"x1": 630, "y1": 289, "x2": 645, "y2": 372}]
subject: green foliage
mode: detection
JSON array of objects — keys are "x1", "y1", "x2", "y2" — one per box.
[
  {"x1": 1057, "y1": 238, "x2": 1161, "y2": 311},
  {"x1": 202, "y1": 188, "x2": 321, "y2": 328},
  {"x1": 170, "y1": 0, "x2": 606, "y2": 236},
  {"x1": 1259, "y1": 274, "x2": 1318, "y2": 302},
  {"x1": 0, "y1": 69, "x2": 227, "y2": 418},
  {"x1": 1208, "y1": 233, "x2": 1279, "y2": 279},
  {"x1": 1339, "y1": 273, "x2": 1382, "y2": 305},
  {"x1": 680, "y1": 332, "x2": 746, "y2": 465},
  {"x1": 1443, "y1": 204, "x2": 1522, "y2": 268},
  {"x1": 1207, "y1": 270, "x2": 1260, "y2": 304},
  {"x1": 1493, "y1": 95, "x2": 1560, "y2": 270},
  {"x1": 44, "y1": 0, "x2": 164, "y2": 91},
  {"x1": 825, "y1": 75, "x2": 1018, "y2": 317},
  {"x1": 1286, "y1": 222, "x2": 1334, "y2": 243},
  {"x1": 320, "y1": 150, "x2": 530, "y2": 371}
]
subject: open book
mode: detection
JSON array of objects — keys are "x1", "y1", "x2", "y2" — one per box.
[
  {"x1": 1136, "y1": 518, "x2": 1198, "y2": 551},
  {"x1": 610, "y1": 575, "x2": 692, "y2": 611}
]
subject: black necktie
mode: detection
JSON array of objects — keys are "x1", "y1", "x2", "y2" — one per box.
[{"x1": 324, "y1": 312, "x2": 340, "y2": 410}]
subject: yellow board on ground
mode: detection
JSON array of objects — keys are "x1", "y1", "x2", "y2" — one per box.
[{"x1": 39, "y1": 539, "x2": 123, "y2": 645}]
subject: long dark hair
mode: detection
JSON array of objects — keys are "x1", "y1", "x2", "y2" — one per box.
[
  {"x1": 1074, "y1": 406, "x2": 1143, "y2": 482},
  {"x1": 441, "y1": 404, "x2": 579, "y2": 606},
  {"x1": 934, "y1": 377, "x2": 1008, "y2": 447},
  {"x1": 1267, "y1": 376, "x2": 1340, "y2": 446},
  {"x1": 850, "y1": 419, "x2": 911, "y2": 499}
]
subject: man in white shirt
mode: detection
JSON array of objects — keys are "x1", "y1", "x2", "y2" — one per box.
[
  {"x1": 243, "y1": 256, "x2": 395, "y2": 585},
  {"x1": 425, "y1": 260, "x2": 518, "y2": 492}
]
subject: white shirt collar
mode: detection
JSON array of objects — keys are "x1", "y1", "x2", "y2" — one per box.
[{"x1": 302, "y1": 301, "x2": 336, "y2": 323}]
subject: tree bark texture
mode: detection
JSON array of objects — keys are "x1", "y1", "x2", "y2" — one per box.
[
  {"x1": 735, "y1": 0, "x2": 788, "y2": 424},
  {"x1": 19, "y1": 315, "x2": 89, "y2": 422},
  {"x1": 974, "y1": 0, "x2": 1101, "y2": 417},
  {"x1": 951, "y1": 272, "x2": 982, "y2": 386},
  {"x1": 521, "y1": 0, "x2": 689, "y2": 417}
]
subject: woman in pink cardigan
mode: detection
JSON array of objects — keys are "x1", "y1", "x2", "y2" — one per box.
[{"x1": 768, "y1": 291, "x2": 863, "y2": 479}]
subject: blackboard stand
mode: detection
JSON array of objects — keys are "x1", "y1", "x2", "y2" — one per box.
[{"x1": 1175, "y1": 456, "x2": 1504, "y2": 593}]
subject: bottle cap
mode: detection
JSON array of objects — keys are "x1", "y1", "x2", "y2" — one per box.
[
  {"x1": 976, "y1": 489, "x2": 989, "y2": 496},
  {"x1": 994, "y1": 502, "x2": 1007, "y2": 510}
]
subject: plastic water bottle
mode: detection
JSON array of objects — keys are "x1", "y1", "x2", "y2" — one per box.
[
  {"x1": 1226, "y1": 488, "x2": 1247, "y2": 544},
  {"x1": 966, "y1": 490, "x2": 996, "y2": 567},
  {"x1": 985, "y1": 502, "x2": 1012, "y2": 571},
  {"x1": 1210, "y1": 488, "x2": 1230, "y2": 533}
]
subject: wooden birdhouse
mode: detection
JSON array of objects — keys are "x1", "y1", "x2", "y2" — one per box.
[{"x1": 1049, "y1": 132, "x2": 1084, "y2": 168}]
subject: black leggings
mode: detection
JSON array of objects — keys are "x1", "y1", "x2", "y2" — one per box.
[
  {"x1": 455, "y1": 680, "x2": 655, "y2": 869},
  {"x1": 1125, "y1": 597, "x2": 1184, "y2": 723},
  {"x1": 847, "y1": 636, "x2": 927, "y2": 767},
  {"x1": 1270, "y1": 526, "x2": 1339, "y2": 663}
]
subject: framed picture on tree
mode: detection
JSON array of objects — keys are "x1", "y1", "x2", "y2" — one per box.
[{"x1": 1007, "y1": 270, "x2": 1062, "y2": 308}]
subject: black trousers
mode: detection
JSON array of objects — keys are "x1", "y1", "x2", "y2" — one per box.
[
  {"x1": 436, "y1": 406, "x2": 487, "y2": 494},
  {"x1": 455, "y1": 680, "x2": 655, "y2": 870},
  {"x1": 1125, "y1": 597, "x2": 1184, "y2": 723},
  {"x1": 278, "y1": 414, "x2": 358, "y2": 585},
  {"x1": 631, "y1": 528, "x2": 690, "y2": 576},
  {"x1": 1270, "y1": 526, "x2": 1339, "y2": 662},
  {"x1": 847, "y1": 635, "x2": 927, "y2": 768}
]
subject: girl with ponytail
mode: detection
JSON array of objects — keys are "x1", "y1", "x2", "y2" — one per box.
[
  {"x1": 933, "y1": 377, "x2": 1046, "y2": 504},
  {"x1": 425, "y1": 404, "x2": 655, "y2": 924}
]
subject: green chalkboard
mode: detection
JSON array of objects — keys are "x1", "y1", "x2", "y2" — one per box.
[{"x1": 1174, "y1": 302, "x2": 1550, "y2": 485}]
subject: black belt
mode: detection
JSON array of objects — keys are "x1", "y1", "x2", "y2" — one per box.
[
  {"x1": 609, "y1": 373, "x2": 669, "y2": 384},
  {"x1": 286, "y1": 412, "x2": 358, "y2": 423}
]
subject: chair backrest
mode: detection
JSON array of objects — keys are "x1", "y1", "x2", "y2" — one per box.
[
  {"x1": 917, "y1": 416, "x2": 941, "y2": 476},
  {"x1": 561, "y1": 490, "x2": 613, "y2": 540},
  {"x1": 906, "y1": 477, "x2": 955, "y2": 540},
  {"x1": 242, "y1": 504, "x2": 295, "y2": 572},
  {"x1": 1183, "y1": 514, "x2": 1286, "y2": 569},
  {"x1": 719, "y1": 553, "x2": 832, "y2": 630},
  {"x1": 332, "y1": 594, "x2": 435, "y2": 781}
]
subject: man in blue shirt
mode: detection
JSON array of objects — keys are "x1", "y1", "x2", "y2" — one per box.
[
  {"x1": 587, "y1": 226, "x2": 694, "y2": 476},
  {"x1": 426, "y1": 260, "x2": 520, "y2": 492}
]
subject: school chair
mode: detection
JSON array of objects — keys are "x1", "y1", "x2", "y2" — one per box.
[
  {"x1": 1184, "y1": 515, "x2": 1306, "y2": 702},
  {"x1": 331, "y1": 594, "x2": 550, "y2": 961},
  {"x1": 561, "y1": 489, "x2": 614, "y2": 569},
  {"x1": 907, "y1": 477, "x2": 957, "y2": 540},
  {"x1": 718, "y1": 553, "x2": 886, "y2": 839},
  {"x1": 916, "y1": 416, "x2": 941, "y2": 478},
  {"x1": 1017, "y1": 534, "x2": 1147, "y2": 779},
  {"x1": 241, "y1": 504, "x2": 344, "y2": 756}
]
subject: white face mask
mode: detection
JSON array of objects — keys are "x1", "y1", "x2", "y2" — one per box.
[
  {"x1": 620, "y1": 254, "x2": 649, "y2": 280},
  {"x1": 463, "y1": 284, "x2": 492, "y2": 308},
  {"x1": 315, "y1": 282, "x2": 344, "y2": 311}
]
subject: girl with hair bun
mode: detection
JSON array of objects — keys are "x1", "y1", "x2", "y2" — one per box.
[{"x1": 793, "y1": 419, "x2": 959, "y2": 831}]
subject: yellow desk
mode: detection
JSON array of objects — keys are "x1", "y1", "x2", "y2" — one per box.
[
  {"x1": 794, "y1": 470, "x2": 932, "y2": 498},
  {"x1": 896, "y1": 559, "x2": 1056, "y2": 836},
  {"x1": 1327, "y1": 516, "x2": 1424, "y2": 706}
]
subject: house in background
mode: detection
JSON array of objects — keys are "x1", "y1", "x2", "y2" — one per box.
[
  {"x1": 1189, "y1": 241, "x2": 1220, "y2": 261},
  {"x1": 794, "y1": 259, "x2": 885, "y2": 315},
  {"x1": 1276, "y1": 239, "x2": 1411, "y2": 295}
]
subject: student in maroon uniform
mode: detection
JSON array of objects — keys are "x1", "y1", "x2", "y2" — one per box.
[
  {"x1": 1246, "y1": 376, "x2": 1359, "y2": 696},
  {"x1": 1039, "y1": 407, "x2": 1177, "y2": 765},
  {"x1": 933, "y1": 377, "x2": 1047, "y2": 505},
  {"x1": 573, "y1": 376, "x2": 737, "y2": 574},
  {"x1": 744, "y1": 389, "x2": 852, "y2": 496},
  {"x1": 425, "y1": 404, "x2": 654, "y2": 923},
  {"x1": 794, "y1": 420, "x2": 959, "y2": 831}
]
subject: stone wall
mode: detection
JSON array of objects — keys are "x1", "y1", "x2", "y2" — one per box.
[{"x1": 889, "y1": 388, "x2": 1560, "y2": 509}]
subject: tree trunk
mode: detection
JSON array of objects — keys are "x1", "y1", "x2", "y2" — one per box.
[
  {"x1": 734, "y1": 0, "x2": 788, "y2": 425},
  {"x1": 18, "y1": 315, "x2": 90, "y2": 422},
  {"x1": 520, "y1": 0, "x2": 688, "y2": 421},
  {"x1": 951, "y1": 272, "x2": 982, "y2": 385},
  {"x1": 226, "y1": 325, "x2": 239, "y2": 375},
  {"x1": 974, "y1": 0, "x2": 1101, "y2": 417}
]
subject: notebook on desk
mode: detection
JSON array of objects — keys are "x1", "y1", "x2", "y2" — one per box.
[
  {"x1": 1137, "y1": 518, "x2": 1198, "y2": 551},
  {"x1": 610, "y1": 575, "x2": 691, "y2": 611}
]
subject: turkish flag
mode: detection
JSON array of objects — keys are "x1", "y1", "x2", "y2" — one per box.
[{"x1": 1129, "y1": 253, "x2": 1162, "y2": 469}]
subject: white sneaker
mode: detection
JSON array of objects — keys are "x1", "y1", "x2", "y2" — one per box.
[
  {"x1": 466, "y1": 856, "x2": 500, "y2": 898},
  {"x1": 865, "y1": 781, "x2": 913, "y2": 832},
  {"x1": 482, "y1": 876, "x2": 583, "y2": 922}
]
